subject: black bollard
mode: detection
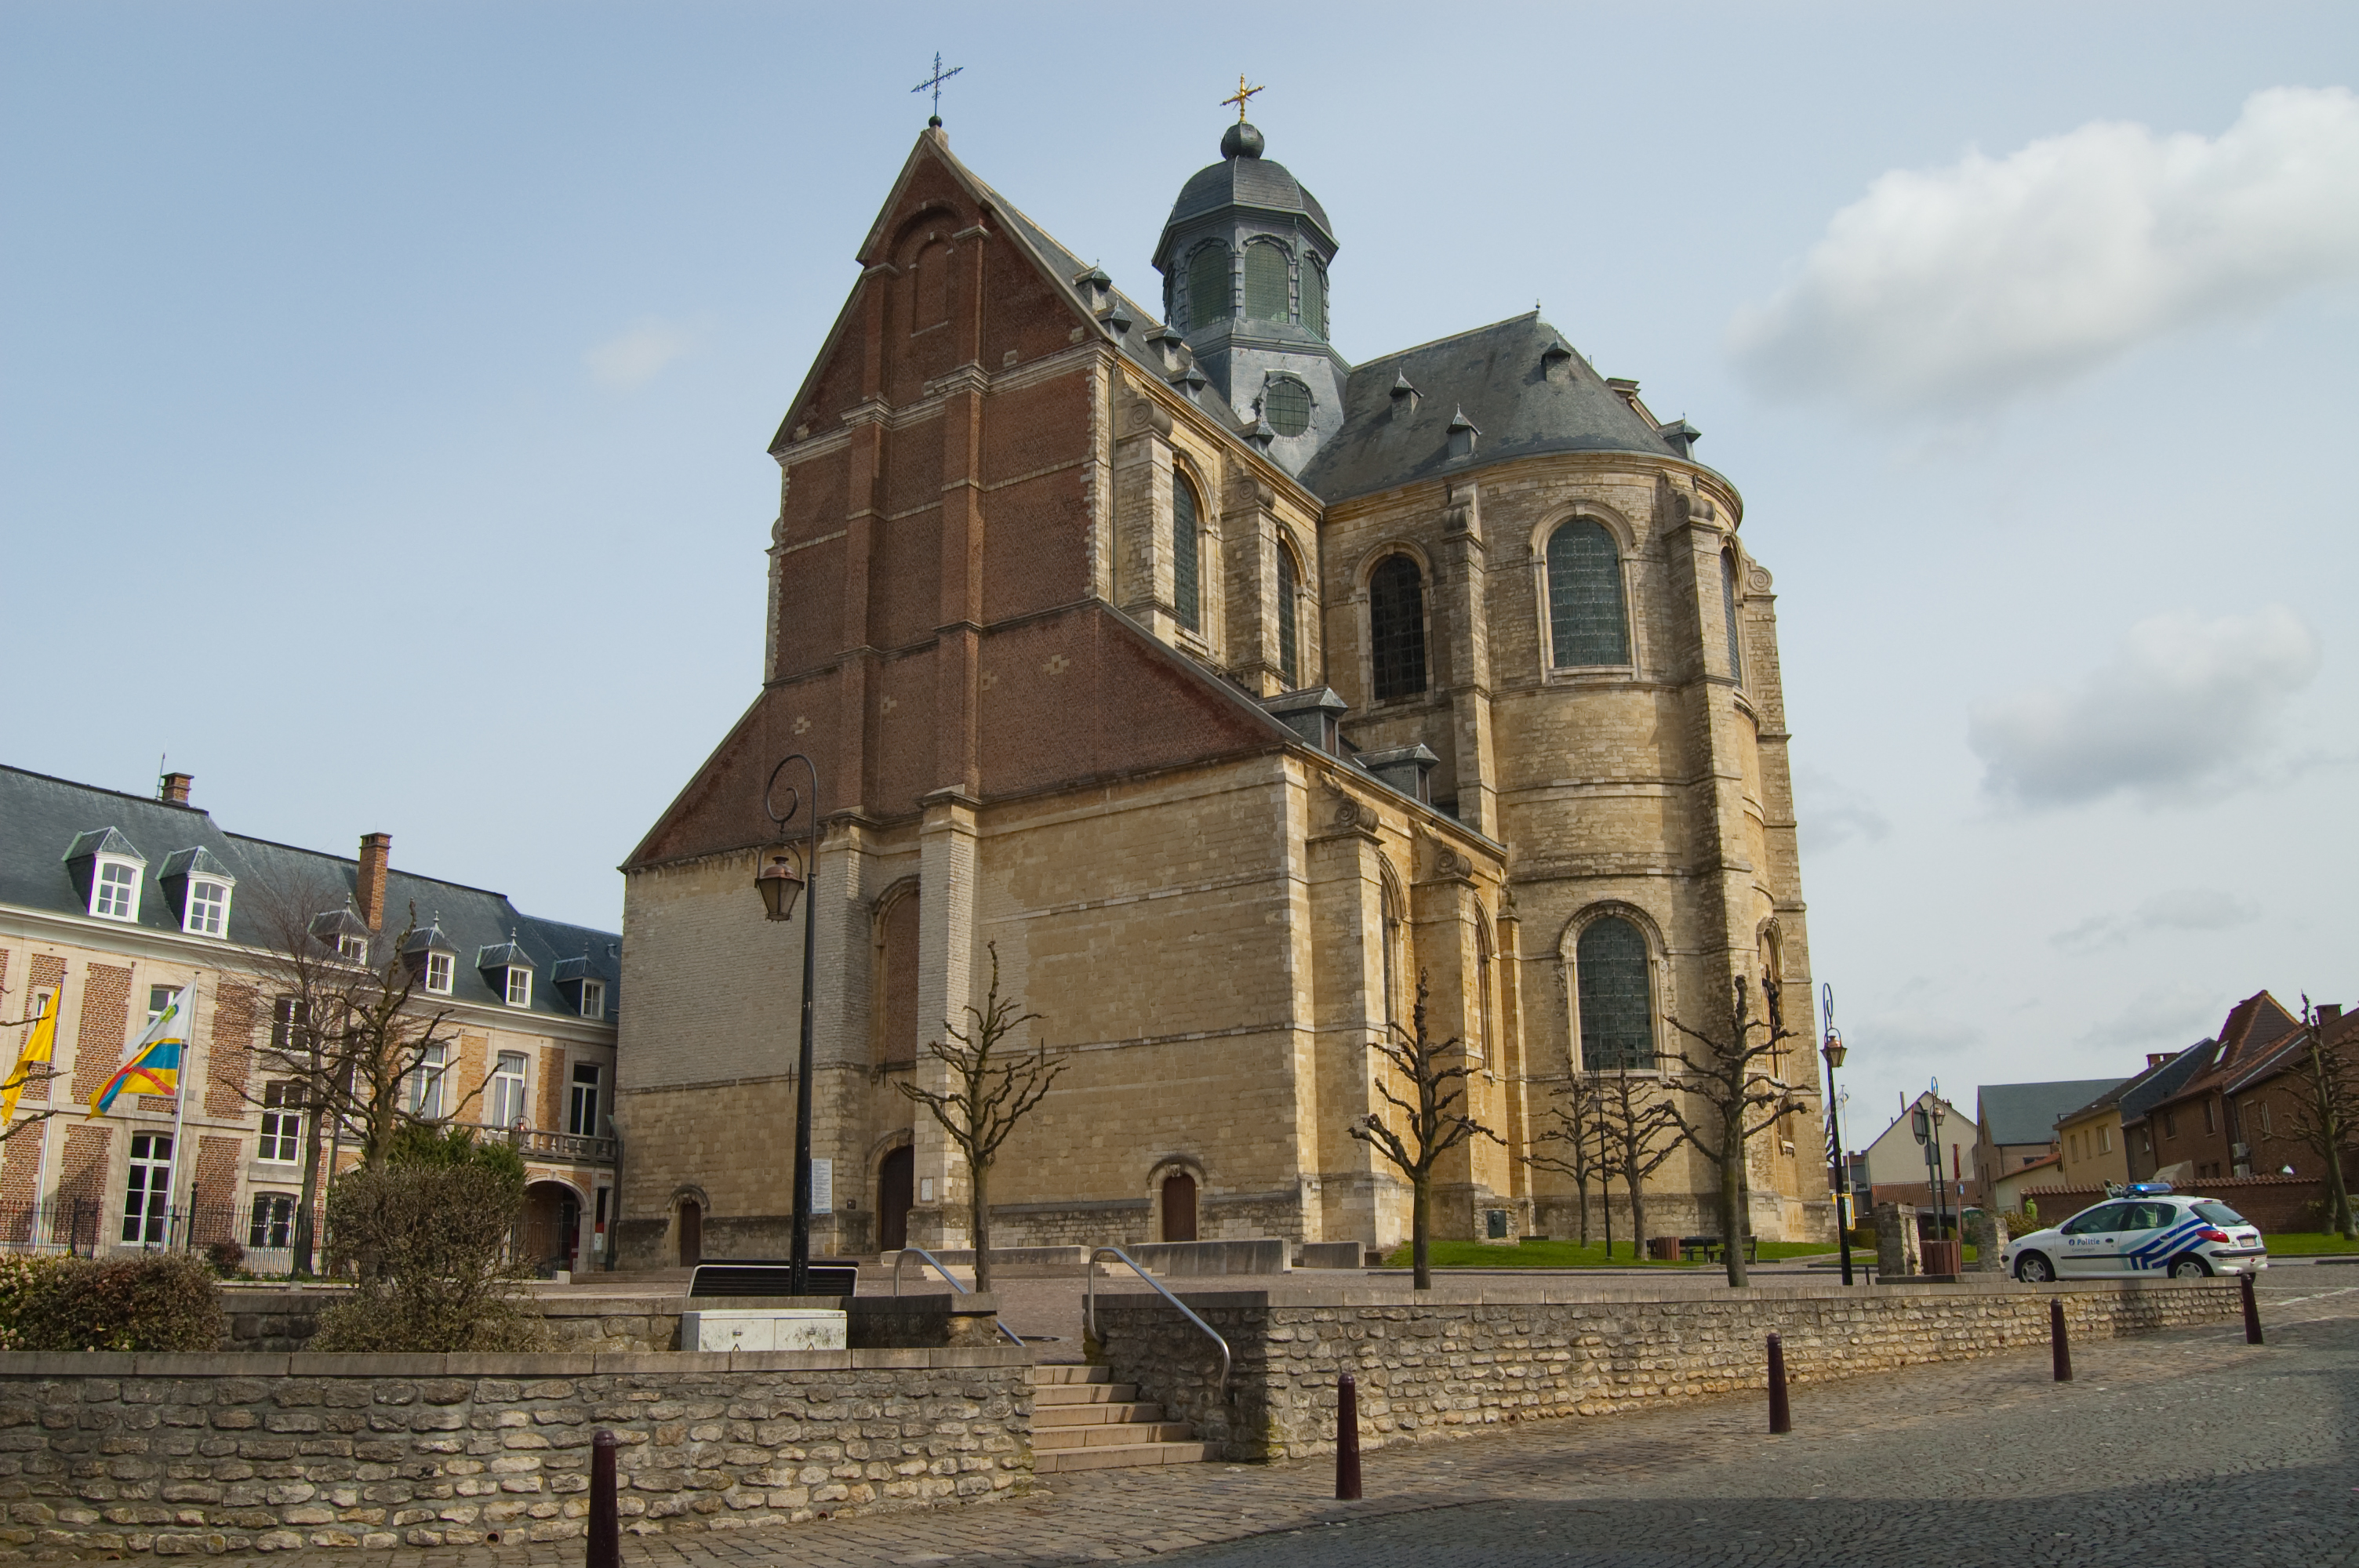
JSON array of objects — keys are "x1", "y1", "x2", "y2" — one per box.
[
  {"x1": 2050, "y1": 1298, "x2": 2072, "y2": 1383},
  {"x1": 588, "y1": 1428, "x2": 618, "y2": 1568},
  {"x1": 2241, "y1": 1269, "x2": 2264, "y2": 1345},
  {"x1": 1766, "y1": 1332, "x2": 1791, "y2": 1434},
  {"x1": 1335, "y1": 1372, "x2": 1362, "y2": 1500}
]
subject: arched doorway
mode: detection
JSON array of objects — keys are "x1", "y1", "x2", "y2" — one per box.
[
  {"x1": 676, "y1": 1198, "x2": 702, "y2": 1267},
  {"x1": 1160, "y1": 1172, "x2": 1198, "y2": 1242},
  {"x1": 522, "y1": 1181, "x2": 580, "y2": 1275},
  {"x1": 878, "y1": 1146, "x2": 914, "y2": 1252}
]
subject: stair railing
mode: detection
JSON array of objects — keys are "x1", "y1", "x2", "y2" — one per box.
[
  {"x1": 891, "y1": 1245, "x2": 1025, "y2": 1348},
  {"x1": 1088, "y1": 1246, "x2": 1231, "y2": 1397}
]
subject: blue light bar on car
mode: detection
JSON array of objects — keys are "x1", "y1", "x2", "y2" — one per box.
[{"x1": 2125, "y1": 1181, "x2": 2174, "y2": 1196}]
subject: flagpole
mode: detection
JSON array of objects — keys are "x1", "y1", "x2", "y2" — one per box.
[{"x1": 163, "y1": 975, "x2": 198, "y2": 1250}]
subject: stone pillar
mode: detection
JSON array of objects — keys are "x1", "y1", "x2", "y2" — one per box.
[
  {"x1": 1964, "y1": 1208, "x2": 2008, "y2": 1272},
  {"x1": 1112, "y1": 392, "x2": 1178, "y2": 640},
  {"x1": 907, "y1": 789, "x2": 980, "y2": 1250},
  {"x1": 1438, "y1": 481, "x2": 1498, "y2": 835},
  {"x1": 1874, "y1": 1202, "x2": 1921, "y2": 1278}
]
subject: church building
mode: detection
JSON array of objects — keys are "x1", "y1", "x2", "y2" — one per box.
[{"x1": 613, "y1": 111, "x2": 1828, "y2": 1265}]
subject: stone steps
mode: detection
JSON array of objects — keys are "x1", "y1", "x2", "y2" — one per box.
[{"x1": 1029, "y1": 1364, "x2": 1216, "y2": 1472}]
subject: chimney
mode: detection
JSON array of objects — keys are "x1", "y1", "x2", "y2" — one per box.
[
  {"x1": 2321, "y1": 1004, "x2": 2346, "y2": 1025},
  {"x1": 158, "y1": 771, "x2": 194, "y2": 805},
  {"x1": 356, "y1": 833, "x2": 391, "y2": 930},
  {"x1": 2147, "y1": 1052, "x2": 2171, "y2": 1067}
]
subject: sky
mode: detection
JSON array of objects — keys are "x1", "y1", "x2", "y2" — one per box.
[{"x1": 5, "y1": 2, "x2": 2355, "y2": 1138}]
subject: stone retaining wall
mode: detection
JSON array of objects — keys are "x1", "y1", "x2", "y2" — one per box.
[
  {"x1": 1092, "y1": 1277, "x2": 2241, "y2": 1461},
  {"x1": 0, "y1": 1347, "x2": 1031, "y2": 1555}
]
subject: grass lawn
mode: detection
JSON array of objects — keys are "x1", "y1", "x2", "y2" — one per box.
[
  {"x1": 2260, "y1": 1232, "x2": 2359, "y2": 1257},
  {"x1": 1379, "y1": 1239, "x2": 1841, "y2": 1269}
]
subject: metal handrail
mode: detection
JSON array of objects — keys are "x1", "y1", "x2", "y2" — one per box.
[
  {"x1": 891, "y1": 1245, "x2": 1024, "y2": 1348},
  {"x1": 1087, "y1": 1246, "x2": 1231, "y2": 1397}
]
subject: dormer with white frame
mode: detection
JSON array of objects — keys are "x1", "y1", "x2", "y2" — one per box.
[
  {"x1": 308, "y1": 906, "x2": 374, "y2": 965},
  {"x1": 158, "y1": 847, "x2": 235, "y2": 938},
  {"x1": 401, "y1": 920, "x2": 459, "y2": 996},
  {"x1": 550, "y1": 954, "x2": 610, "y2": 1019},
  {"x1": 64, "y1": 828, "x2": 146, "y2": 923},
  {"x1": 478, "y1": 935, "x2": 536, "y2": 1009}
]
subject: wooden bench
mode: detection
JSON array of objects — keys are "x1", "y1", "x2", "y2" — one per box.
[{"x1": 1677, "y1": 1236, "x2": 1760, "y2": 1264}]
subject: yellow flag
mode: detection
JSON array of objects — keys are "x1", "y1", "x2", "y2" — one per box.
[{"x1": 2, "y1": 989, "x2": 58, "y2": 1125}]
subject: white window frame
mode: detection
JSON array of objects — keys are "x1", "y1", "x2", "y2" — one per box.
[
  {"x1": 580, "y1": 979, "x2": 605, "y2": 1020},
  {"x1": 248, "y1": 1192, "x2": 296, "y2": 1250},
  {"x1": 503, "y1": 967, "x2": 533, "y2": 1008},
  {"x1": 569, "y1": 1063, "x2": 602, "y2": 1138},
  {"x1": 405, "y1": 1043, "x2": 448, "y2": 1120},
  {"x1": 489, "y1": 1051, "x2": 529, "y2": 1129},
  {"x1": 91, "y1": 858, "x2": 142, "y2": 921},
  {"x1": 424, "y1": 952, "x2": 454, "y2": 995},
  {"x1": 183, "y1": 878, "x2": 231, "y2": 937},
  {"x1": 258, "y1": 1081, "x2": 302, "y2": 1163},
  {"x1": 336, "y1": 933, "x2": 369, "y2": 964},
  {"x1": 122, "y1": 1131, "x2": 173, "y2": 1246}
]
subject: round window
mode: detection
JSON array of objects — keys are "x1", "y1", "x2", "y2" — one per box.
[{"x1": 1263, "y1": 377, "x2": 1311, "y2": 437}]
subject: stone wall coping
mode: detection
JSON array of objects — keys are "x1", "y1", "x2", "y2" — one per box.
[
  {"x1": 1100, "y1": 1277, "x2": 2220, "y2": 1310},
  {"x1": 0, "y1": 1345, "x2": 1033, "y2": 1377},
  {"x1": 524, "y1": 1290, "x2": 1000, "y2": 1316}
]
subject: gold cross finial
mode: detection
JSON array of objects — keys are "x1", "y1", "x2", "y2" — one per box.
[{"x1": 1222, "y1": 74, "x2": 1264, "y2": 123}]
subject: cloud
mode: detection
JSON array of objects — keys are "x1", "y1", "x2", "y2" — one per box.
[
  {"x1": 2076, "y1": 982, "x2": 2226, "y2": 1054},
  {"x1": 1794, "y1": 765, "x2": 1891, "y2": 851},
  {"x1": 584, "y1": 318, "x2": 698, "y2": 390},
  {"x1": 1729, "y1": 86, "x2": 2359, "y2": 414},
  {"x1": 2050, "y1": 887, "x2": 2261, "y2": 954},
  {"x1": 1968, "y1": 605, "x2": 2321, "y2": 808}
]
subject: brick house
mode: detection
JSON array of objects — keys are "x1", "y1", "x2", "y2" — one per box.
[
  {"x1": 616, "y1": 117, "x2": 1830, "y2": 1264},
  {"x1": 2216, "y1": 1002, "x2": 2357, "y2": 1185},
  {"x1": 1972, "y1": 1078, "x2": 2122, "y2": 1208},
  {"x1": 2053, "y1": 1047, "x2": 2207, "y2": 1191},
  {"x1": 2131, "y1": 993, "x2": 2302, "y2": 1184},
  {"x1": 0, "y1": 764, "x2": 619, "y2": 1270}
]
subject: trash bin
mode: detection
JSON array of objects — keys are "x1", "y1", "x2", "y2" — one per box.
[
  {"x1": 1646, "y1": 1236, "x2": 1683, "y2": 1261},
  {"x1": 1921, "y1": 1240, "x2": 1963, "y2": 1276}
]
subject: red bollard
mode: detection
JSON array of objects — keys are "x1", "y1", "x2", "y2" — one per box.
[
  {"x1": 1335, "y1": 1372, "x2": 1362, "y2": 1500},
  {"x1": 2050, "y1": 1299, "x2": 2073, "y2": 1383},
  {"x1": 1766, "y1": 1332, "x2": 1791, "y2": 1434},
  {"x1": 588, "y1": 1428, "x2": 618, "y2": 1568},
  {"x1": 2241, "y1": 1269, "x2": 2264, "y2": 1345}
]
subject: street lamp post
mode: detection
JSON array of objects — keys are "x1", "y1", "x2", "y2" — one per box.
[
  {"x1": 1821, "y1": 982, "x2": 1854, "y2": 1287},
  {"x1": 754, "y1": 754, "x2": 821, "y2": 1298}
]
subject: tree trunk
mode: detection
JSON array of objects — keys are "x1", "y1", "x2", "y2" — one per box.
[
  {"x1": 292, "y1": 1107, "x2": 323, "y2": 1278},
  {"x1": 969, "y1": 1158, "x2": 993, "y2": 1293},
  {"x1": 1627, "y1": 1164, "x2": 1649, "y2": 1259},
  {"x1": 1576, "y1": 1170, "x2": 1591, "y2": 1247},
  {"x1": 1601, "y1": 1177, "x2": 1615, "y2": 1261},
  {"x1": 2311, "y1": 1036, "x2": 2357, "y2": 1239},
  {"x1": 1721, "y1": 1114, "x2": 1747, "y2": 1288},
  {"x1": 1411, "y1": 1174, "x2": 1432, "y2": 1290}
]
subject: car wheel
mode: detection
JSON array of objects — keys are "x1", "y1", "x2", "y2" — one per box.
[
  {"x1": 2016, "y1": 1253, "x2": 2054, "y2": 1283},
  {"x1": 2168, "y1": 1254, "x2": 2212, "y2": 1279}
]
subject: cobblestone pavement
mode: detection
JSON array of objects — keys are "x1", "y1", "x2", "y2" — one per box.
[{"x1": 211, "y1": 1272, "x2": 2359, "y2": 1568}]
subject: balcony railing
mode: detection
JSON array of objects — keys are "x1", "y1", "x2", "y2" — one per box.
[{"x1": 461, "y1": 1122, "x2": 617, "y2": 1165}]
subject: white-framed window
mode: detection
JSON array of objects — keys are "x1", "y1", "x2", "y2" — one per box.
[
  {"x1": 489, "y1": 1051, "x2": 528, "y2": 1128},
  {"x1": 93, "y1": 860, "x2": 140, "y2": 920},
  {"x1": 337, "y1": 934, "x2": 369, "y2": 964},
  {"x1": 580, "y1": 979, "x2": 605, "y2": 1020},
  {"x1": 147, "y1": 985, "x2": 176, "y2": 1027},
  {"x1": 503, "y1": 967, "x2": 532, "y2": 1008},
  {"x1": 424, "y1": 952, "x2": 453, "y2": 995},
  {"x1": 569, "y1": 1064, "x2": 602, "y2": 1138},
  {"x1": 122, "y1": 1131, "x2": 173, "y2": 1245},
  {"x1": 248, "y1": 1192, "x2": 296, "y2": 1249},
  {"x1": 258, "y1": 1081, "x2": 302, "y2": 1162},
  {"x1": 184, "y1": 879, "x2": 230, "y2": 936},
  {"x1": 404, "y1": 1043, "x2": 448, "y2": 1119}
]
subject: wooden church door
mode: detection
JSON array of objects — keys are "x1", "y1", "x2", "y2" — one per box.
[
  {"x1": 1161, "y1": 1173, "x2": 1198, "y2": 1242},
  {"x1": 879, "y1": 1146, "x2": 914, "y2": 1252}
]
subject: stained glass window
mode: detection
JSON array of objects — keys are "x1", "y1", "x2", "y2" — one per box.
[
  {"x1": 1721, "y1": 549, "x2": 1744, "y2": 685},
  {"x1": 1263, "y1": 376, "x2": 1310, "y2": 436},
  {"x1": 1369, "y1": 554, "x2": 1427, "y2": 701},
  {"x1": 1172, "y1": 472, "x2": 1201, "y2": 632},
  {"x1": 1303, "y1": 260, "x2": 1326, "y2": 338},
  {"x1": 1277, "y1": 545, "x2": 1300, "y2": 688},
  {"x1": 1577, "y1": 916, "x2": 1652, "y2": 1071},
  {"x1": 1187, "y1": 245, "x2": 1229, "y2": 332},
  {"x1": 1243, "y1": 241, "x2": 1289, "y2": 321},
  {"x1": 1547, "y1": 519, "x2": 1628, "y2": 666}
]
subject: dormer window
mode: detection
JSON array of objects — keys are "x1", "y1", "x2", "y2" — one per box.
[
  {"x1": 580, "y1": 979, "x2": 606, "y2": 1020},
  {"x1": 95, "y1": 861, "x2": 140, "y2": 920},
  {"x1": 160, "y1": 847, "x2": 235, "y2": 938},
  {"x1": 187, "y1": 881, "x2": 230, "y2": 936},
  {"x1": 337, "y1": 935, "x2": 369, "y2": 964},
  {"x1": 504, "y1": 967, "x2": 533, "y2": 1007},
  {"x1": 478, "y1": 935, "x2": 536, "y2": 1009},
  {"x1": 66, "y1": 828, "x2": 146, "y2": 923},
  {"x1": 425, "y1": 952, "x2": 454, "y2": 994},
  {"x1": 402, "y1": 920, "x2": 459, "y2": 994}
]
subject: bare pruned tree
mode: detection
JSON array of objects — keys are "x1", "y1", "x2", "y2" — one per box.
[
  {"x1": 2285, "y1": 993, "x2": 2358, "y2": 1240},
  {"x1": 1351, "y1": 972, "x2": 1500, "y2": 1290},
  {"x1": 1598, "y1": 1067, "x2": 1685, "y2": 1256},
  {"x1": 1663, "y1": 974, "x2": 1807, "y2": 1287},
  {"x1": 242, "y1": 874, "x2": 474, "y2": 1275},
  {"x1": 1525, "y1": 1068, "x2": 1608, "y2": 1248},
  {"x1": 895, "y1": 943, "x2": 1062, "y2": 1293}
]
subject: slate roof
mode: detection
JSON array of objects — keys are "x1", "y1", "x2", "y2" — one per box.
[
  {"x1": 1155, "y1": 134, "x2": 1336, "y2": 263},
  {"x1": 1977, "y1": 1078, "x2": 2126, "y2": 1147},
  {"x1": 1297, "y1": 313, "x2": 1701, "y2": 503},
  {"x1": 2106, "y1": 1043, "x2": 2215, "y2": 1127},
  {"x1": 0, "y1": 764, "x2": 620, "y2": 1023}
]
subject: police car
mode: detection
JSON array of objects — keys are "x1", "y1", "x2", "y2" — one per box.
[{"x1": 2003, "y1": 1184, "x2": 2267, "y2": 1282}]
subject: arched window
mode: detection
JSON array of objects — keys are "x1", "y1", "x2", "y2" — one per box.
[
  {"x1": 1721, "y1": 549, "x2": 1744, "y2": 684},
  {"x1": 1187, "y1": 245, "x2": 1229, "y2": 332},
  {"x1": 1576, "y1": 916, "x2": 1652, "y2": 1071},
  {"x1": 1263, "y1": 376, "x2": 1311, "y2": 437},
  {"x1": 1474, "y1": 913, "x2": 1495, "y2": 1065},
  {"x1": 1243, "y1": 241, "x2": 1290, "y2": 321},
  {"x1": 1172, "y1": 471, "x2": 1202, "y2": 632},
  {"x1": 1303, "y1": 260, "x2": 1327, "y2": 339},
  {"x1": 1368, "y1": 554, "x2": 1427, "y2": 701},
  {"x1": 911, "y1": 241, "x2": 951, "y2": 332},
  {"x1": 874, "y1": 888, "x2": 919, "y2": 1068},
  {"x1": 1277, "y1": 543, "x2": 1301, "y2": 688},
  {"x1": 1546, "y1": 519, "x2": 1629, "y2": 666},
  {"x1": 1379, "y1": 874, "x2": 1404, "y2": 1025}
]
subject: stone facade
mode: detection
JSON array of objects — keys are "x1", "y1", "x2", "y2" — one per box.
[
  {"x1": 0, "y1": 1348, "x2": 1030, "y2": 1554},
  {"x1": 1090, "y1": 1277, "x2": 2243, "y2": 1462}
]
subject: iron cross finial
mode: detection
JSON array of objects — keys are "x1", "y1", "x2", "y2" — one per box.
[
  {"x1": 912, "y1": 52, "x2": 965, "y2": 125},
  {"x1": 1222, "y1": 74, "x2": 1264, "y2": 123}
]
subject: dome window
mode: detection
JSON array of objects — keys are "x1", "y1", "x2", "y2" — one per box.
[
  {"x1": 1263, "y1": 376, "x2": 1312, "y2": 437},
  {"x1": 1243, "y1": 241, "x2": 1290, "y2": 322},
  {"x1": 1303, "y1": 260, "x2": 1327, "y2": 339},
  {"x1": 1187, "y1": 245, "x2": 1230, "y2": 332}
]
